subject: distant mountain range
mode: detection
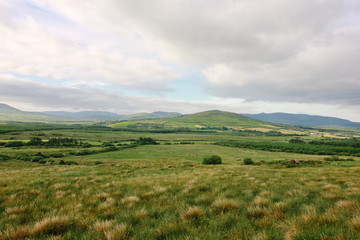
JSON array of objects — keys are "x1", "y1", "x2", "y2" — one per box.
[
  {"x1": 244, "y1": 112, "x2": 360, "y2": 128},
  {"x1": 0, "y1": 103, "x2": 359, "y2": 128},
  {"x1": 0, "y1": 103, "x2": 180, "y2": 122}
]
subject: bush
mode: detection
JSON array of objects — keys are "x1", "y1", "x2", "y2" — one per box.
[
  {"x1": 94, "y1": 161, "x2": 103, "y2": 165},
  {"x1": 16, "y1": 153, "x2": 31, "y2": 161},
  {"x1": 31, "y1": 156, "x2": 44, "y2": 162},
  {"x1": 59, "y1": 160, "x2": 66, "y2": 165},
  {"x1": 243, "y1": 158, "x2": 254, "y2": 165},
  {"x1": 0, "y1": 153, "x2": 10, "y2": 161},
  {"x1": 203, "y1": 155, "x2": 222, "y2": 165},
  {"x1": 5, "y1": 141, "x2": 24, "y2": 147},
  {"x1": 49, "y1": 153, "x2": 65, "y2": 158}
]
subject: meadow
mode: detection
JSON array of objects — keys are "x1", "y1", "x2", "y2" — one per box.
[{"x1": 1, "y1": 126, "x2": 360, "y2": 239}]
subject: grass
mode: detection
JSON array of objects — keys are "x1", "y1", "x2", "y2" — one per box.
[{"x1": 1, "y1": 127, "x2": 360, "y2": 239}]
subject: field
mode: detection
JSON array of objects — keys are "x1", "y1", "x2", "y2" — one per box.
[{"x1": 1, "y1": 125, "x2": 360, "y2": 239}]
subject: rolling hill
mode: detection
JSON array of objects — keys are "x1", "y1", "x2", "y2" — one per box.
[
  {"x1": 244, "y1": 112, "x2": 360, "y2": 128},
  {"x1": 109, "y1": 110, "x2": 280, "y2": 131}
]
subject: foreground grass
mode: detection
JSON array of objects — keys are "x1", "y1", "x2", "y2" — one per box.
[{"x1": 1, "y1": 144, "x2": 360, "y2": 239}]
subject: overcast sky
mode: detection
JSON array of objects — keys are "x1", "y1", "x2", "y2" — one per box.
[{"x1": 1, "y1": 0, "x2": 360, "y2": 121}]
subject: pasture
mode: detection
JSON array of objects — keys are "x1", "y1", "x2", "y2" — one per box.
[{"x1": 1, "y1": 127, "x2": 360, "y2": 239}]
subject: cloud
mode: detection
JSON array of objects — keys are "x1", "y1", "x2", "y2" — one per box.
[
  {"x1": 204, "y1": 25, "x2": 360, "y2": 105},
  {"x1": 0, "y1": 0, "x2": 180, "y2": 93},
  {"x1": 0, "y1": 0, "x2": 359, "y2": 119},
  {"x1": 0, "y1": 74, "x2": 232, "y2": 114}
]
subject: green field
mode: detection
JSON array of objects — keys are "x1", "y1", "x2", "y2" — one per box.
[{"x1": 1, "y1": 124, "x2": 360, "y2": 239}]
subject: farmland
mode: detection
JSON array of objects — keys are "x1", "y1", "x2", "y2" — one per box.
[{"x1": 1, "y1": 119, "x2": 360, "y2": 239}]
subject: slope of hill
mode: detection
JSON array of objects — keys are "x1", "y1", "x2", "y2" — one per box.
[
  {"x1": 244, "y1": 113, "x2": 360, "y2": 128},
  {"x1": 109, "y1": 110, "x2": 279, "y2": 131}
]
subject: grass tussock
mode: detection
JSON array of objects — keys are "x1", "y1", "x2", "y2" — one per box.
[
  {"x1": 0, "y1": 227, "x2": 30, "y2": 240},
  {"x1": 350, "y1": 216, "x2": 360, "y2": 232},
  {"x1": 5, "y1": 206, "x2": 25, "y2": 216},
  {"x1": 104, "y1": 224, "x2": 130, "y2": 240},
  {"x1": 247, "y1": 206, "x2": 268, "y2": 219},
  {"x1": 135, "y1": 208, "x2": 147, "y2": 220},
  {"x1": 121, "y1": 196, "x2": 140, "y2": 208},
  {"x1": 212, "y1": 198, "x2": 240, "y2": 213},
  {"x1": 181, "y1": 206, "x2": 204, "y2": 220},
  {"x1": 33, "y1": 216, "x2": 72, "y2": 235},
  {"x1": 92, "y1": 220, "x2": 113, "y2": 232}
]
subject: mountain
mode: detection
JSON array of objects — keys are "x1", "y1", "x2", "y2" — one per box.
[
  {"x1": 0, "y1": 103, "x2": 23, "y2": 113},
  {"x1": 44, "y1": 111, "x2": 124, "y2": 121},
  {"x1": 122, "y1": 111, "x2": 181, "y2": 120},
  {"x1": 244, "y1": 113, "x2": 360, "y2": 128},
  {"x1": 0, "y1": 103, "x2": 180, "y2": 122},
  {"x1": 109, "y1": 110, "x2": 276, "y2": 130}
]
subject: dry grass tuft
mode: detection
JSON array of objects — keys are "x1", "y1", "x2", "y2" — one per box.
[
  {"x1": 286, "y1": 189, "x2": 307, "y2": 197},
  {"x1": 253, "y1": 196, "x2": 270, "y2": 206},
  {"x1": 277, "y1": 220, "x2": 299, "y2": 240},
  {"x1": 98, "y1": 197, "x2": 115, "y2": 211},
  {"x1": 181, "y1": 206, "x2": 204, "y2": 220},
  {"x1": 92, "y1": 220, "x2": 113, "y2": 232},
  {"x1": 322, "y1": 191, "x2": 340, "y2": 200},
  {"x1": 96, "y1": 192, "x2": 110, "y2": 201},
  {"x1": 33, "y1": 216, "x2": 72, "y2": 235},
  {"x1": 212, "y1": 198, "x2": 240, "y2": 213},
  {"x1": 251, "y1": 231, "x2": 269, "y2": 240},
  {"x1": 5, "y1": 206, "x2": 25, "y2": 216},
  {"x1": 121, "y1": 196, "x2": 140, "y2": 208},
  {"x1": 320, "y1": 208, "x2": 338, "y2": 224},
  {"x1": 135, "y1": 208, "x2": 147, "y2": 220},
  {"x1": 1, "y1": 227, "x2": 30, "y2": 240},
  {"x1": 141, "y1": 191, "x2": 155, "y2": 200},
  {"x1": 247, "y1": 206, "x2": 268, "y2": 219},
  {"x1": 47, "y1": 236, "x2": 64, "y2": 240},
  {"x1": 302, "y1": 205, "x2": 318, "y2": 223},
  {"x1": 336, "y1": 200, "x2": 359, "y2": 211},
  {"x1": 322, "y1": 184, "x2": 341, "y2": 191},
  {"x1": 350, "y1": 216, "x2": 360, "y2": 231},
  {"x1": 55, "y1": 191, "x2": 66, "y2": 199},
  {"x1": 154, "y1": 186, "x2": 167, "y2": 194},
  {"x1": 104, "y1": 224, "x2": 130, "y2": 240}
]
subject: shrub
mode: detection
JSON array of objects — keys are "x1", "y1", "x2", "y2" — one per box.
[
  {"x1": 102, "y1": 142, "x2": 115, "y2": 147},
  {"x1": 203, "y1": 155, "x2": 222, "y2": 165},
  {"x1": 59, "y1": 160, "x2": 66, "y2": 165},
  {"x1": 95, "y1": 161, "x2": 103, "y2": 165},
  {"x1": 16, "y1": 153, "x2": 31, "y2": 161},
  {"x1": 31, "y1": 156, "x2": 44, "y2": 162},
  {"x1": 243, "y1": 158, "x2": 254, "y2": 165},
  {"x1": 135, "y1": 137, "x2": 158, "y2": 145},
  {"x1": 49, "y1": 153, "x2": 65, "y2": 158},
  {"x1": 5, "y1": 141, "x2": 24, "y2": 147},
  {"x1": 0, "y1": 153, "x2": 10, "y2": 161}
]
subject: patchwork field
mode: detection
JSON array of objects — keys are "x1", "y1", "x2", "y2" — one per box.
[{"x1": 1, "y1": 126, "x2": 360, "y2": 239}]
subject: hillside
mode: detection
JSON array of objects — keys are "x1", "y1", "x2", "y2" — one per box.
[
  {"x1": 109, "y1": 110, "x2": 280, "y2": 131},
  {"x1": 245, "y1": 112, "x2": 360, "y2": 128}
]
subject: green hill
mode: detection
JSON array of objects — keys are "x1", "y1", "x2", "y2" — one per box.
[{"x1": 108, "y1": 110, "x2": 278, "y2": 131}]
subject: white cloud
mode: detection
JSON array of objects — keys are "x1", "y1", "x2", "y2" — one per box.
[{"x1": 0, "y1": 0, "x2": 180, "y2": 93}]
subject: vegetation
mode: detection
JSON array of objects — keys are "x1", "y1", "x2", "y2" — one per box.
[
  {"x1": 1, "y1": 116, "x2": 360, "y2": 239},
  {"x1": 215, "y1": 140, "x2": 360, "y2": 156},
  {"x1": 243, "y1": 157, "x2": 254, "y2": 165},
  {"x1": 202, "y1": 155, "x2": 222, "y2": 165}
]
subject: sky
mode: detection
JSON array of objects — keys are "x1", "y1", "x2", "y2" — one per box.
[{"x1": 0, "y1": 0, "x2": 360, "y2": 121}]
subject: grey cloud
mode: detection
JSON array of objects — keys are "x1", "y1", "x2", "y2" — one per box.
[{"x1": 0, "y1": 74, "x2": 235, "y2": 114}]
